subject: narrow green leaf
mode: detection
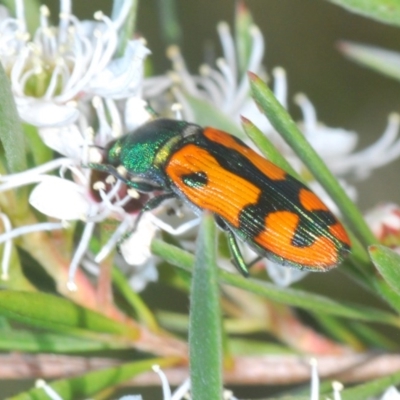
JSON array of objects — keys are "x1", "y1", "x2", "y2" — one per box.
[
  {"x1": 0, "y1": 328, "x2": 130, "y2": 353},
  {"x1": 339, "y1": 41, "x2": 400, "y2": 82},
  {"x1": 156, "y1": 0, "x2": 182, "y2": 45},
  {"x1": 189, "y1": 213, "x2": 223, "y2": 400},
  {"x1": 151, "y1": 239, "x2": 400, "y2": 326},
  {"x1": 313, "y1": 313, "x2": 365, "y2": 350},
  {"x1": 241, "y1": 116, "x2": 300, "y2": 178},
  {"x1": 340, "y1": 369, "x2": 400, "y2": 400},
  {"x1": 23, "y1": 124, "x2": 53, "y2": 167},
  {"x1": 0, "y1": 63, "x2": 27, "y2": 173},
  {"x1": 112, "y1": 267, "x2": 159, "y2": 331},
  {"x1": 349, "y1": 321, "x2": 399, "y2": 350},
  {"x1": 369, "y1": 244, "x2": 400, "y2": 295},
  {"x1": 9, "y1": 357, "x2": 179, "y2": 400},
  {"x1": 324, "y1": 0, "x2": 400, "y2": 27},
  {"x1": 248, "y1": 72, "x2": 377, "y2": 247},
  {"x1": 229, "y1": 338, "x2": 295, "y2": 356},
  {"x1": 0, "y1": 291, "x2": 138, "y2": 339}
]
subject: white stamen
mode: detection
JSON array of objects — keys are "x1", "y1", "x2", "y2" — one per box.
[
  {"x1": 171, "y1": 103, "x2": 183, "y2": 120},
  {"x1": 95, "y1": 218, "x2": 130, "y2": 263},
  {"x1": 272, "y1": 67, "x2": 288, "y2": 108},
  {"x1": 94, "y1": 11, "x2": 104, "y2": 20},
  {"x1": 332, "y1": 381, "x2": 343, "y2": 400},
  {"x1": 0, "y1": 213, "x2": 12, "y2": 281},
  {"x1": 330, "y1": 112, "x2": 400, "y2": 176},
  {"x1": 171, "y1": 87, "x2": 196, "y2": 122},
  {"x1": 128, "y1": 188, "x2": 140, "y2": 199},
  {"x1": 171, "y1": 378, "x2": 191, "y2": 400},
  {"x1": 111, "y1": 0, "x2": 133, "y2": 30},
  {"x1": 117, "y1": 165, "x2": 128, "y2": 177},
  {"x1": 294, "y1": 93, "x2": 317, "y2": 135},
  {"x1": 39, "y1": 5, "x2": 50, "y2": 31},
  {"x1": 88, "y1": 147, "x2": 103, "y2": 164},
  {"x1": 217, "y1": 22, "x2": 237, "y2": 84},
  {"x1": 81, "y1": 258, "x2": 100, "y2": 276},
  {"x1": 152, "y1": 365, "x2": 172, "y2": 400},
  {"x1": 58, "y1": 0, "x2": 71, "y2": 45},
  {"x1": 105, "y1": 98, "x2": 123, "y2": 138},
  {"x1": 93, "y1": 181, "x2": 106, "y2": 191},
  {"x1": 198, "y1": 65, "x2": 224, "y2": 105},
  {"x1": 216, "y1": 58, "x2": 236, "y2": 111},
  {"x1": 0, "y1": 158, "x2": 71, "y2": 192},
  {"x1": 93, "y1": 96, "x2": 113, "y2": 143},
  {"x1": 35, "y1": 379, "x2": 63, "y2": 400},
  {"x1": 68, "y1": 221, "x2": 95, "y2": 290},
  {"x1": 148, "y1": 214, "x2": 200, "y2": 236},
  {"x1": 310, "y1": 358, "x2": 319, "y2": 400},
  {"x1": 0, "y1": 222, "x2": 63, "y2": 245},
  {"x1": 106, "y1": 175, "x2": 116, "y2": 184},
  {"x1": 15, "y1": 0, "x2": 26, "y2": 32},
  {"x1": 233, "y1": 25, "x2": 265, "y2": 113},
  {"x1": 167, "y1": 45, "x2": 200, "y2": 96}
]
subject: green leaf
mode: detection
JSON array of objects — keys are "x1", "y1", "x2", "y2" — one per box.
[
  {"x1": 23, "y1": 124, "x2": 53, "y2": 167},
  {"x1": 349, "y1": 321, "x2": 399, "y2": 350},
  {"x1": 151, "y1": 240, "x2": 400, "y2": 327},
  {"x1": 0, "y1": 63, "x2": 27, "y2": 173},
  {"x1": 369, "y1": 244, "x2": 400, "y2": 296},
  {"x1": 339, "y1": 41, "x2": 400, "y2": 82},
  {"x1": 324, "y1": 0, "x2": 400, "y2": 26},
  {"x1": 156, "y1": 0, "x2": 182, "y2": 45},
  {"x1": 313, "y1": 313, "x2": 365, "y2": 350},
  {"x1": 189, "y1": 213, "x2": 223, "y2": 400},
  {"x1": 248, "y1": 72, "x2": 377, "y2": 248},
  {"x1": 112, "y1": 267, "x2": 159, "y2": 331},
  {"x1": 0, "y1": 291, "x2": 138, "y2": 339},
  {"x1": 340, "y1": 369, "x2": 400, "y2": 400},
  {"x1": 0, "y1": 328, "x2": 130, "y2": 353},
  {"x1": 182, "y1": 92, "x2": 244, "y2": 138},
  {"x1": 9, "y1": 357, "x2": 179, "y2": 400},
  {"x1": 229, "y1": 338, "x2": 295, "y2": 356},
  {"x1": 241, "y1": 116, "x2": 300, "y2": 179}
]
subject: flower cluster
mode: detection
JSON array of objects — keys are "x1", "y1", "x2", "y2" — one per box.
[{"x1": 1, "y1": 0, "x2": 400, "y2": 292}]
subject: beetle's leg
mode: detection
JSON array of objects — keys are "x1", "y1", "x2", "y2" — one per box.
[
  {"x1": 247, "y1": 256, "x2": 263, "y2": 268},
  {"x1": 214, "y1": 216, "x2": 249, "y2": 277},
  {"x1": 225, "y1": 230, "x2": 250, "y2": 277}
]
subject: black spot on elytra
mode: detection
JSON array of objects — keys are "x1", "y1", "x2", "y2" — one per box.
[{"x1": 181, "y1": 171, "x2": 208, "y2": 188}]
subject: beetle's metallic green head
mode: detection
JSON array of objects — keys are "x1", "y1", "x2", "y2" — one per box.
[{"x1": 91, "y1": 118, "x2": 197, "y2": 192}]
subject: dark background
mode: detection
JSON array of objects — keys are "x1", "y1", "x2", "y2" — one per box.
[{"x1": 3, "y1": 0, "x2": 400, "y2": 398}]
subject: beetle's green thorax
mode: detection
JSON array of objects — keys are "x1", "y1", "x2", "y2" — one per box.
[{"x1": 105, "y1": 118, "x2": 197, "y2": 186}]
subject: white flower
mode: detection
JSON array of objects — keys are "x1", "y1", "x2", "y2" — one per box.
[
  {"x1": 0, "y1": 0, "x2": 150, "y2": 127},
  {"x1": 144, "y1": 18, "x2": 265, "y2": 125},
  {"x1": 294, "y1": 94, "x2": 400, "y2": 180}
]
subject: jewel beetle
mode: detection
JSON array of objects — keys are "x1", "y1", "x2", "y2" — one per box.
[{"x1": 90, "y1": 118, "x2": 351, "y2": 276}]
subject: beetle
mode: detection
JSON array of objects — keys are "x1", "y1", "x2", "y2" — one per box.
[{"x1": 89, "y1": 118, "x2": 351, "y2": 276}]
